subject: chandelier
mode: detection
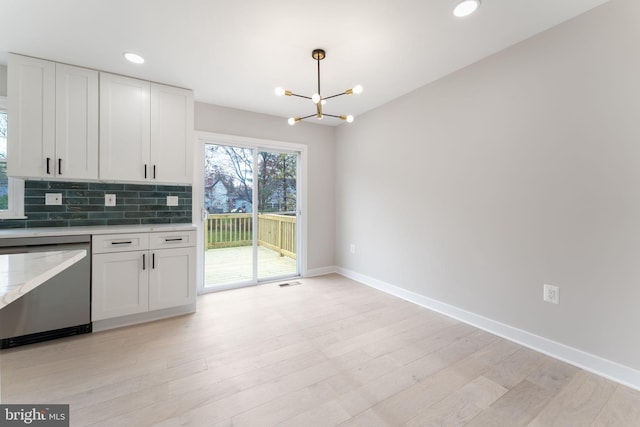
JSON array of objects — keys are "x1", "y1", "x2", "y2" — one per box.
[{"x1": 275, "y1": 49, "x2": 363, "y2": 125}]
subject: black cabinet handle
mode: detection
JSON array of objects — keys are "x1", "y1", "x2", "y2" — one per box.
[
  {"x1": 46, "y1": 157, "x2": 51, "y2": 175},
  {"x1": 142, "y1": 253, "x2": 146, "y2": 270},
  {"x1": 58, "y1": 158, "x2": 62, "y2": 175},
  {"x1": 111, "y1": 241, "x2": 132, "y2": 245},
  {"x1": 144, "y1": 164, "x2": 148, "y2": 179},
  {"x1": 165, "y1": 238, "x2": 183, "y2": 242},
  {"x1": 153, "y1": 165, "x2": 156, "y2": 179},
  {"x1": 152, "y1": 253, "x2": 155, "y2": 269}
]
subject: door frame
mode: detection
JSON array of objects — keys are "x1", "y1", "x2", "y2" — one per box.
[{"x1": 193, "y1": 131, "x2": 308, "y2": 294}]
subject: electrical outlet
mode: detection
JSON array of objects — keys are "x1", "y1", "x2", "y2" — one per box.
[
  {"x1": 45, "y1": 193, "x2": 62, "y2": 205},
  {"x1": 350, "y1": 244, "x2": 356, "y2": 254},
  {"x1": 543, "y1": 284, "x2": 559, "y2": 304},
  {"x1": 105, "y1": 194, "x2": 116, "y2": 206},
  {"x1": 167, "y1": 196, "x2": 179, "y2": 206}
]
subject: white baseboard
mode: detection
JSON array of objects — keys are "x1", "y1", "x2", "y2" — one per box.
[
  {"x1": 336, "y1": 267, "x2": 640, "y2": 392},
  {"x1": 304, "y1": 265, "x2": 338, "y2": 277}
]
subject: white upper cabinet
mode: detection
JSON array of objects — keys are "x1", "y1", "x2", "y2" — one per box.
[
  {"x1": 7, "y1": 54, "x2": 99, "y2": 179},
  {"x1": 99, "y1": 72, "x2": 151, "y2": 182},
  {"x1": 55, "y1": 63, "x2": 99, "y2": 179},
  {"x1": 150, "y1": 83, "x2": 193, "y2": 184},
  {"x1": 8, "y1": 55, "x2": 193, "y2": 184},
  {"x1": 7, "y1": 54, "x2": 56, "y2": 177},
  {"x1": 100, "y1": 74, "x2": 193, "y2": 184}
]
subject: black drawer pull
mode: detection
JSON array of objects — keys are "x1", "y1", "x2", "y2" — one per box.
[
  {"x1": 165, "y1": 238, "x2": 183, "y2": 242},
  {"x1": 58, "y1": 158, "x2": 62, "y2": 175},
  {"x1": 152, "y1": 253, "x2": 155, "y2": 269},
  {"x1": 142, "y1": 253, "x2": 146, "y2": 270},
  {"x1": 46, "y1": 157, "x2": 51, "y2": 175},
  {"x1": 111, "y1": 241, "x2": 133, "y2": 245}
]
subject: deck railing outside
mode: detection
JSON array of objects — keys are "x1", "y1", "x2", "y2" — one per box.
[{"x1": 205, "y1": 213, "x2": 297, "y2": 259}]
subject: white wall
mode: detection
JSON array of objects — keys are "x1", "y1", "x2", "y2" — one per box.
[
  {"x1": 194, "y1": 102, "x2": 337, "y2": 273},
  {"x1": 336, "y1": 0, "x2": 640, "y2": 373}
]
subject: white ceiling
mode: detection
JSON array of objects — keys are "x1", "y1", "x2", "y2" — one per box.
[{"x1": 0, "y1": 0, "x2": 610, "y2": 125}]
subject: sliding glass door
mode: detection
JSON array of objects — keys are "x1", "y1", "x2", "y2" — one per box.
[
  {"x1": 256, "y1": 150, "x2": 298, "y2": 280},
  {"x1": 202, "y1": 143, "x2": 299, "y2": 291}
]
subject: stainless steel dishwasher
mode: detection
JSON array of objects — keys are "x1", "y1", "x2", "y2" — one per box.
[{"x1": 0, "y1": 235, "x2": 92, "y2": 349}]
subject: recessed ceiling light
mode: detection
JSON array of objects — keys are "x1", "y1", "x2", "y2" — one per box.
[
  {"x1": 123, "y1": 52, "x2": 145, "y2": 64},
  {"x1": 453, "y1": 0, "x2": 480, "y2": 18}
]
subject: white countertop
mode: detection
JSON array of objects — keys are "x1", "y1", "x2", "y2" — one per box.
[
  {"x1": 0, "y1": 223, "x2": 196, "y2": 239},
  {"x1": 0, "y1": 249, "x2": 87, "y2": 309}
]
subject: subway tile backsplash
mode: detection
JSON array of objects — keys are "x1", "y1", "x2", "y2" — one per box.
[{"x1": 0, "y1": 181, "x2": 192, "y2": 229}]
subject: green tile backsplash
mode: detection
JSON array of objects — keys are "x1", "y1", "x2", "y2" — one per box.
[{"x1": 0, "y1": 181, "x2": 192, "y2": 229}]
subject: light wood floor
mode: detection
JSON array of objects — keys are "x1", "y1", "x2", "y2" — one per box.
[{"x1": 2, "y1": 274, "x2": 640, "y2": 426}]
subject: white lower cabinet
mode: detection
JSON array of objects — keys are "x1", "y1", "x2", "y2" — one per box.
[
  {"x1": 92, "y1": 231, "x2": 196, "y2": 322},
  {"x1": 149, "y1": 247, "x2": 195, "y2": 310},
  {"x1": 92, "y1": 250, "x2": 149, "y2": 320}
]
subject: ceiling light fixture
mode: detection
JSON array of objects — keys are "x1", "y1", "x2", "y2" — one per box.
[
  {"x1": 123, "y1": 52, "x2": 145, "y2": 64},
  {"x1": 275, "y1": 49, "x2": 362, "y2": 125},
  {"x1": 453, "y1": 0, "x2": 480, "y2": 17}
]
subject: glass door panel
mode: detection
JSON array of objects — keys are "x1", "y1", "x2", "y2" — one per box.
[
  {"x1": 257, "y1": 150, "x2": 298, "y2": 281},
  {"x1": 203, "y1": 144, "x2": 254, "y2": 290}
]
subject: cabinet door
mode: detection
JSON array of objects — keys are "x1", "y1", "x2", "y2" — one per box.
[
  {"x1": 148, "y1": 247, "x2": 196, "y2": 310},
  {"x1": 99, "y1": 72, "x2": 151, "y2": 182},
  {"x1": 150, "y1": 83, "x2": 194, "y2": 184},
  {"x1": 7, "y1": 54, "x2": 55, "y2": 178},
  {"x1": 92, "y1": 251, "x2": 149, "y2": 321},
  {"x1": 55, "y1": 63, "x2": 99, "y2": 180}
]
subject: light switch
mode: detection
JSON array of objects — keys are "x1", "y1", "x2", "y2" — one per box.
[
  {"x1": 167, "y1": 196, "x2": 179, "y2": 206},
  {"x1": 45, "y1": 193, "x2": 62, "y2": 205}
]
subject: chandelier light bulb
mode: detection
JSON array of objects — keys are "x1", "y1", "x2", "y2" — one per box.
[
  {"x1": 312, "y1": 93, "x2": 321, "y2": 104},
  {"x1": 288, "y1": 117, "x2": 296, "y2": 125},
  {"x1": 346, "y1": 115, "x2": 354, "y2": 123},
  {"x1": 453, "y1": 0, "x2": 480, "y2": 17},
  {"x1": 321, "y1": 99, "x2": 326, "y2": 105},
  {"x1": 352, "y1": 85, "x2": 363, "y2": 95},
  {"x1": 275, "y1": 87, "x2": 286, "y2": 96}
]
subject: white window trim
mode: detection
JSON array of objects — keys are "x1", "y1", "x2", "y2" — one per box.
[{"x1": 0, "y1": 95, "x2": 26, "y2": 219}]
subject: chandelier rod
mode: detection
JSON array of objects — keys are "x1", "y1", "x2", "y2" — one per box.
[
  {"x1": 323, "y1": 92, "x2": 347, "y2": 101},
  {"x1": 317, "y1": 54, "x2": 321, "y2": 97},
  {"x1": 290, "y1": 93, "x2": 312, "y2": 100}
]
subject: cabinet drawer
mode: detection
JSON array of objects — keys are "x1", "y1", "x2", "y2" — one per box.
[
  {"x1": 149, "y1": 230, "x2": 196, "y2": 249},
  {"x1": 92, "y1": 233, "x2": 150, "y2": 254}
]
